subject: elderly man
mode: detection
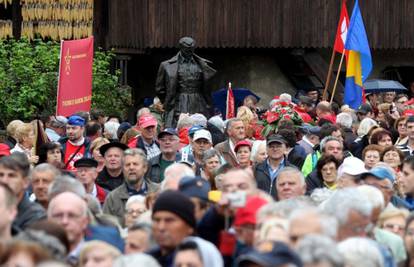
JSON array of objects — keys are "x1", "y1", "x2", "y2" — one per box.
[
  {"x1": 146, "y1": 128, "x2": 181, "y2": 183},
  {"x1": 31, "y1": 163, "x2": 61, "y2": 209},
  {"x1": 254, "y1": 134, "x2": 292, "y2": 196},
  {"x1": 198, "y1": 168, "x2": 258, "y2": 245},
  {"x1": 148, "y1": 190, "x2": 196, "y2": 267},
  {"x1": 103, "y1": 148, "x2": 158, "y2": 225},
  {"x1": 0, "y1": 154, "x2": 46, "y2": 230},
  {"x1": 0, "y1": 183, "x2": 17, "y2": 242},
  {"x1": 189, "y1": 129, "x2": 213, "y2": 172},
  {"x1": 288, "y1": 208, "x2": 338, "y2": 247},
  {"x1": 215, "y1": 118, "x2": 246, "y2": 167},
  {"x1": 322, "y1": 188, "x2": 373, "y2": 241},
  {"x1": 74, "y1": 158, "x2": 107, "y2": 205},
  {"x1": 128, "y1": 114, "x2": 161, "y2": 160},
  {"x1": 48, "y1": 191, "x2": 89, "y2": 265},
  {"x1": 59, "y1": 115, "x2": 91, "y2": 171},
  {"x1": 276, "y1": 167, "x2": 306, "y2": 201},
  {"x1": 161, "y1": 162, "x2": 195, "y2": 191},
  {"x1": 298, "y1": 125, "x2": 321, "y2": 155},
  {"x1": 96, "y1": 142, "x2": 128, "y2": 191}
]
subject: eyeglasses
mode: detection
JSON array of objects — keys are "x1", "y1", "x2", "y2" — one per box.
[
  {"x1": 363, "y1": 181, "x2": 393, "y2": 191},
  {"x1": 158, "y1": 137, "x2": 177, "y2": 143},
  {"x1": 384, "y1": 223, "x2": 405, "y2": 232},
  {"x1": 126, "y1": 208, "x2": 146, "y2": 216},
  {"x1": 51, "y1": 212, "x2": 84, "y2": 221}
]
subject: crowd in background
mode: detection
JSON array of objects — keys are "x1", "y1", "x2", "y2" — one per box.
[{"x1": 2, "y1": 89, "x2": 414, "y2": 267}]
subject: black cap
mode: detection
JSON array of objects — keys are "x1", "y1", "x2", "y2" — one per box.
[
  {"x1": 356, "y1": 103, "x2": 373, "y2": 114},
  {"x1": 237, "y1": 241, "x2": 303, "y2": 267},
  {"x1": 152, "y1": 190, "x2": 196, "y2": 229},
  {"x1": 179, "y1": 176, "x2": 211, "y2": 202},
  {"x1": 99, "y1": 142, "x2": 129, "y2": 156},
  {"x1": 266, "y1": 134, "x2": 287, "y2": 146},
  {"x1": 74, "y1": 158, "x2": 98, "y2": 168},
  {"x1": 157, "y1": 128, "x2": 178, "y2": 139}
]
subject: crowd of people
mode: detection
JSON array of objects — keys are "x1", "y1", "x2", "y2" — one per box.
[{"x1": 2, "y1": 89, "x2": 414, "y2": 267}]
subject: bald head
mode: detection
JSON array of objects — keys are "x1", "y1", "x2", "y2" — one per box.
[
  {"x1": 47, "y1": 192, "x2": 89, "y2": 250},
  {"x1": 162, "y1": 163, "x2": 195, "y2": 191},
  {"x1": 222, "y1": 169, "x2": 257, "y2": 195}
]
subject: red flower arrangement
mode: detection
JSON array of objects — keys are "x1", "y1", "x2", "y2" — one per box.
[{"x1": 261, "y1": 100, "x2": 304, "y2": 137}]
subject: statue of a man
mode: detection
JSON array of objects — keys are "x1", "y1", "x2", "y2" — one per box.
[{"x1": 155, "y1": 37, "x2": 216, "y2": 127}]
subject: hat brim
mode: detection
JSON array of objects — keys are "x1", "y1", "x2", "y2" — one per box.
[
  {"x1": 237, "y1": 253, "x2": 275, "y2": 267},
  {"x1": 99, "y1": 142, "x2": 129, "y2": 156}
]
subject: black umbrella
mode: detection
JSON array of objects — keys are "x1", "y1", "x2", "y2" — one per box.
[{"x1": 363, "y1": 79, "x2": 407, "y2": 93}]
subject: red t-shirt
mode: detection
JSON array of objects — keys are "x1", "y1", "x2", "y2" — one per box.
[{"x1": 64, "y1": 142, "x2": 86, "y2": 171}]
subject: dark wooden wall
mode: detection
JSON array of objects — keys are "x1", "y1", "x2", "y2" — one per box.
[{"x1": 94, "y1": 0, "x2": 414, "y2": 51}]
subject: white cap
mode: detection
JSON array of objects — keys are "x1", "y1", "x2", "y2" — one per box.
[
  {"x1": 193, "y1": 129, "x2": 212, "y2": 143},
  {"x1": 338, "y1": 157, "x2": 367, "y2": 177}
]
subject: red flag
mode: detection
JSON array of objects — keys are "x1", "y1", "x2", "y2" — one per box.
[
  {"x1": 226, "y1": 82, "x2": 235, "y2": 119},
  {"x1": 56, "y1": 37, "x2": 94, "y2": 116},
  {"x1": 333, "y1": 0, "x2": 350, "y2": 56}
]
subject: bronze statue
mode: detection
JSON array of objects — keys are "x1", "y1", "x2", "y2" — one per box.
[{"x1": 155, "y1": 37, "x2": 216, "y2": 127}]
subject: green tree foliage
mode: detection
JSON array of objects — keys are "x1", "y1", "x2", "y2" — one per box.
[{"x1": 0, "y1": 38, "x2": 130, "y2": 124}]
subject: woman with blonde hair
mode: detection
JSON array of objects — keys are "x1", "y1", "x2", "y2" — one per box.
[
  {"x1": 79, "y1": 240, "x2": 121, "y2": 267},
  {"x1": 378, "y1": 206, "x2": 409, "y2": 238},
  {"x1": 90, "y1": 137, "x2": 110, "y2": 172},
  {"x1": 11, "y1": 122, "x2": 38, "y2": 164},
  {"x1": 237, "y1": 106, "x2": 263, "y2": 140}
]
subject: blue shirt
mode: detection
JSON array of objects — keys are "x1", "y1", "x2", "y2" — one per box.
[{"x1": 267, "y1": 158, "x2": 285, "y2": 182}]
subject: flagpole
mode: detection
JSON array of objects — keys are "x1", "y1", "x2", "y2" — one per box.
[
  {"x1": 330, "y1": 49, "x2": 346, "y2": 103},
  {"x1": 322, "y1": 49, "x2": 336, "y2": 101}
]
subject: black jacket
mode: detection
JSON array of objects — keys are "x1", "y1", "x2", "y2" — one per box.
[
  {"x1": 13, "y1": 195, "x2": 46, "y2": 230},
  {"x1": 253, "y1": 157, "x2": 293, "y2": 199},
  {"x1": 305, "y1": 169, "x2": 324, "y2": 195}
]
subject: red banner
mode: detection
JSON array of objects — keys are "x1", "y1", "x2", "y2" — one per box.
[
  {"x1": 333, "y1": 0, "x2": 350, "y2": 57},
  {"x1": 56, "y1": 36, "x2": 94, "y2": 116},
  {"x1": 226, "y1": 82, "x2": 235, "y2": 119}
]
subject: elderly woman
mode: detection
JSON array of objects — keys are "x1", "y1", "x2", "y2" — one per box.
[
  {"x1": 370, "y1": 128, "x2": 393, "y2": 147},
  {"x1": 381, "y1": 146, "x2": 405, "y2": 172},
  {"x1": 306, "y1": 155, "x2": 340, "y2": 194},
  {"x1": 350, "y1": 118, "x2": 379, "y2": 159},
  {"x1": 37, "y1": 142, "x2": 63, "y2": 169},
  {"x1": 378, "y1": 206, "x2": 409, "y2": 238},
  {"x1": 200, "y1": 149, "x2": 221, "y2": 186},
  {"x1": 250, "y1": 140, "x2": 267, "y2": 165},
  {"x1": 0, "y1": 240, "x2": 52, "y2": 267},
  {"x1": 234, "y1": 140, "x2": 252, "y2": 169},
  {"x1": 362, "y1": 144, "x2": 383, "y2": 170},
  {"x1": 395, "y1": 116, "x2": 408, "y2": 146},
  {"x1": 124, "y1": 195, "x2": 147, "y2": 229},
  {"x1": 104, "y1": 121, "x2": 120, "y2": 141},
  {"x1": 79, "y1": 240, "x2": 121, "y2": 267},
  {"x1": 11, "y1": 122, "x2": 38, "y2": 164}
]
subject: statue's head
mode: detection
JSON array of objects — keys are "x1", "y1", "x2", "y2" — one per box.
[{"x1": 179, "y1": 37, "x2": 195, "y2": 59}]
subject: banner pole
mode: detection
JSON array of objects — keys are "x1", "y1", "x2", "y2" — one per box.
[
  {"x1": 330, "y1": 49, "x2": 346, "y2": 103},
  {"x1": 322, "y1": 48, "x2": 337, "y2": 101}
]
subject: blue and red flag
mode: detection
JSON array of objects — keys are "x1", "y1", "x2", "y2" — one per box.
[{"x1": 344, "y1": 0, "x2": 372, "y2": 109}]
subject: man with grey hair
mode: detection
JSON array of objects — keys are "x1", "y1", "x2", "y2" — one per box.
[
  {"x1": 104, "y1": 148, "x2": 158, "y2": 225},
  {"x1": 31, "y1": 163, "x2": 61, "y2": 209},
  {"x1": 276, "y1": 167, "x2": 306, "y2": 200},
  {"x1": 161, "y1": 163, "x2": 195, "y2": 191},
  {"x1": 48, "y1": 191, "x2": 89, "y2": 265},
  {"x1": 214, "y1": 118, "x2": 246, "y2": 167},
  {"x1": 146, "y1": 128, "x2": 182, "y2": 183},
  {"x1": 321, "y1": 188, "x2": 372, "y2": 241},
  {"x1": 336, "y1": 112, "x2": 357, "y2": 149},
  {"x1": 337, "y1": 237, "x2": 384, "y2": 267},
  {"x1": 296, "y1": 234, "x2": 344, "y2": 267},
  {"x1": 48, "y1": 175, "x2": 87, "y2": 200},
  {"x1": 288, "y1": 208, "x2": 338, "y2": 247}
]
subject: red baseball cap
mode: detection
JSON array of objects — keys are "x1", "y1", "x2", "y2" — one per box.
[
  {"x1": 0, "y1": 143, "x2": 11, "y2": 157},
  {"x1": 233, "y1": 196, "x2": 268, "y2": 227},
  {"x1": 138, "y1": 114, "x2": 157, "y2": 129},
  {"x1": 234, "y1": 140, "x2": 252, "y2": 153}
]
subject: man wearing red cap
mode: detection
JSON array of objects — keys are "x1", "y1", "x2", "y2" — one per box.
[
  {"x1": 128, "y1": 114, "x2": 161, "y2": 161},
  {"x1": 233, "y1": 196, "x2": 268, "y2": 260}
]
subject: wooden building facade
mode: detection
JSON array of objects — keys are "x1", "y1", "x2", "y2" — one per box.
[{"x1": 94, "y1": 0, "x2": 414, "y2": 51}]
